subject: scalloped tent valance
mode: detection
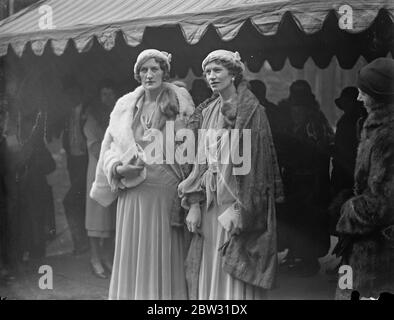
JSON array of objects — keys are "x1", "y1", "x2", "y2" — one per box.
[
  {"x1": 0, "y1": 0, "x2": 393, "y2": 64},
  {"x1": 1, "y1": 0, "x2": 393, "y2": 138}
]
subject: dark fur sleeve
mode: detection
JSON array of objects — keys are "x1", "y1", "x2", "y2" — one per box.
[
  {"x1": 179, "y1": 96, "x2": 216, "y2": 204},
  {"x1": 180, "y1": 95, "x2": 216, "y2": 178},
  {"x1": 186, "y1": 95, "x2": 217, "y2": 137},
  {"x1": 337, "y1": 133, "x2": 394, "y2": 235}
]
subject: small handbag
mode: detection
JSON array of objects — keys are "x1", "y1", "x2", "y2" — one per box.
[{"x1": 118, "y1": 143, "x2": 147, "y2": 188}]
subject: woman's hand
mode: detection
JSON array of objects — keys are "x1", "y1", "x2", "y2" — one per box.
[
  {"x1": 186, "y1": 203, "x2": 201, "y2": 233},
  {"x1": 116, "y1": 163, "x2": 145, "y2": 180},
  {"x1": 218, "y1": 204, "x2": 242, "y2": 236}
]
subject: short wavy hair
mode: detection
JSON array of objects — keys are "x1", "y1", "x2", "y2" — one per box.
[
  {"x1": 134, "y1": 58, "x2": 171, "y2": 83},
  {"x1": 203, "y1": 59, "x2": 244, "y2": 88}
]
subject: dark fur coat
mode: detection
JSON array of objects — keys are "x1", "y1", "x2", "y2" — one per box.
[
  {"x1": 335, "y1": 102, "x2": 394, "y2": 299},
  {"x1": 184, "y1": 81, "x2": 284, "y2": 298}
]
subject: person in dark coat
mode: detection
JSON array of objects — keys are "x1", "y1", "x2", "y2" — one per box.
[
  {"x1": 335, "y1": 58, "x2": 394, "y2": 299},
  {"x1": 189, "y1": 79, "x2": 212, "y2": 107},
  {"x1": 331, "y1": 87, "x2": 367, "y2": 196},
  {"x1": 18, "y1": 111, "x2": 56, "y2": 261},
  {"x1": 326, "y1": 88, "x2": 367, "y2": 275},
  {"x1": 328, "y1": 87, "x2": 367, "y2": 241},
  {"x1": 0, "y1": 107, "x2": 7, "y2": 267},
  {"x1": 278, "y1": 80, "x2": 333, "y2": 277},
  {"x1": 0, "y1": 98, "x2": 23, "y2": 280},
  {"x1": 0, "y1": 99, "x2": 56, "y2": 269},
  {"x1": 249, "y1": 80, "x2": 278, "y2": 135},
  {"x1": 84, "y1": 80, "x2": 117, "y2": 279},
  {"x1": 248, "y1": 80, "x2": 284, "y2": 160},
  {"x1": 0, "y1": 96, "x2": 15, "y2": 283}
]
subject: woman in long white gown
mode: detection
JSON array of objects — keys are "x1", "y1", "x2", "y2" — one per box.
[
  {"x1": 91, "y1": 49, "x2": 194, "y2": 299},
  {"x1": 179, "y1": 50, "x2": 284, "y2": 300}
]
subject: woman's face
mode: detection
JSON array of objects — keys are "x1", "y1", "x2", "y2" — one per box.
[
  {"x1": 357, "y1": 88, "x2": 373, "y2": 112},
  {"x1": 100, "y1": 87, "x2": 116, "y2": 108},
  {"x1": 139, "y1": 58, "x2": 164, "y2": 91},
  {"x1": 204, "y1": 61, "x2": 233, "y2": 94}
]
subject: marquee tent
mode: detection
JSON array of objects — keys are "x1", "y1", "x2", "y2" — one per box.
[
  {"x1": 0, "y1": 0, "x2": 393, "y2": 127},
  {"x1": 1, "y1": 0, "x2": 393, "y2": 71},
  {"x1": 1, "y1": 0, "x2": 393, "y2": 262}
]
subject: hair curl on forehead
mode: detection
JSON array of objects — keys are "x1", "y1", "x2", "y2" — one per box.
[
  {"x1": 134, "y1": 58, "x2": 171, "y2": 83},
  {"x1": 203, "y1": 59, "x2": 244, "y2": 87}
]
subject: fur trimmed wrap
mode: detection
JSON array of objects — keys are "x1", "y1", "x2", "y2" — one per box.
[
  {"x1": 90, "y1": 83, "x2": 194, "y2": 228},
  {"x1": 182, "y1": 80, "x2": 284, "y2": 297}
]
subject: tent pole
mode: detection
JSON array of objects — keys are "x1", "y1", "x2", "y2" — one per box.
[
  {"x1": 8, "y1": 0, "x2": 14, "y2": 15},
  {"x1": 0, "y1": 1, "x2": 6, "y2": 20}
]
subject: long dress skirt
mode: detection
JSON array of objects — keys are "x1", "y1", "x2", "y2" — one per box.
[
  {"x1": 109, "y1": 164, "x2": 187, "y2": 300},
  {"x1": 198, "y1": 194, "x2": 266, "y2": 300}
]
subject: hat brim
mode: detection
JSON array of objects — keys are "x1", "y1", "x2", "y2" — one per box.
[{"x1": 335, "y1": 98, "x2": 346, "y2": 110}]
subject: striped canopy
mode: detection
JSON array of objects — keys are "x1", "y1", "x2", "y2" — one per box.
[{"x1": 0, "y1": 0, "x2": 393, "y2": 58}]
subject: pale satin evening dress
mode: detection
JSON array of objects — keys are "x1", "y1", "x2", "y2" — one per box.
[
  {"x1": 178, "y1": 97, "x2": 266, "y2": 299},
  {"x1": 108, "y1": 96, "x2": 187, "y2": 300}
]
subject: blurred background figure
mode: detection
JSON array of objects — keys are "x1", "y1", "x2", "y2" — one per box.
[
  {"x1": 61, "y1": 76, "x2": 89, "y2": 256},
  {"x1": 327, "y1": 87, "x2": 367, "y2": 275},
  {"x1": 0, "y1": 98, "x2": 7, "y2": 278},
  {"x1": 249, "y1": 79, "x2": 287, "y2": 169},
  {"x1": 189, "y1": 79, "x2": 211, "y2": 106},
  {"x1": 0, "y1": 93, "x2": 23, "y2": 280},
  {"x1": 0, "y1": 94, "x2": 15, "y2": 284},
  {"x1": 331, "y1": 87, "x2": 367, "y2": 197},
  {"x1": 277, "y1": 80, "x2": 333, "y2": 277},
  {"x1": 84, "y1": 80, "x2": 117, "y2": 279},
  {"x1": 249, "y1": 79, "x2": 279, "y2": 136},
  {"x1": 18, "y1": 110, "x2": 56, "y2": 263}
]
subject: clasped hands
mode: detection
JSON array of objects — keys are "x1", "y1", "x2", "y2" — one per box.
[{"x1": 115, "y1": 158, "x2": 145, "y2": 181}]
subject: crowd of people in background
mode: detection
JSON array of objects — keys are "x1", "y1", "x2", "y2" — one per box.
[
  {"x1": 0, "y1": 97, "x2": 56, "y2": 281},
  {"x1": 0, "y1": 54, "x2": 393, "y2": 300},
  {"x1": 0, "y1": 76, "x2": 120, "y2": 282}
]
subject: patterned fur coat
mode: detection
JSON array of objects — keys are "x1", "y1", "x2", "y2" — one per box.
[
  {"x1": 183, "y1": 81, "x2": 284, "y2": 298},
  {"x1": 335, "y1": 102, "x2": 394, "y2": 299}
]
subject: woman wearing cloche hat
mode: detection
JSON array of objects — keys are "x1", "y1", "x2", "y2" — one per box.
[
  {"x1": 90, "y1": 49, "x2": 195, "y2": 299},
  {"x1": 179, "y1": 50, "x2": 283, "y2": 299},
  {"x1": 335, "y1": 57, "x2": 394, "y2": 299}
]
